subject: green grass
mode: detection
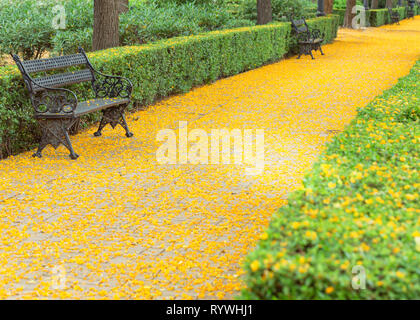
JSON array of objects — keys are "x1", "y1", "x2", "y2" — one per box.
[{"x1": 240, "y1": 60, "x2": 420, "y2": 299}]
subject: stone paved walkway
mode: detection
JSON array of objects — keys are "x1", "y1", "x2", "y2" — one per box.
[{"x1": 0, "y1": 18, "x2": 419, "y2": 299}]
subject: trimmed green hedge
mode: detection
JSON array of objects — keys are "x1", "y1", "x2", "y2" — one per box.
[
  {"x1": 334, "y1": 7, "x2": 418, "y2": 27},
  {"x1": 240, "y1": 60, "x2": 420, "y2": 299},
  {"x1": 333, "y1": 9, "x2": 346, "y2": 25},
  {"x1": 370, "y1": 9, "x2": 389, "y2": 26},
  {"x1": 0, "y1": 15, "x2": 339, "y2": 158},
  {"x1": 370, "y1": 7, "x2": 410, "y2": 26}
]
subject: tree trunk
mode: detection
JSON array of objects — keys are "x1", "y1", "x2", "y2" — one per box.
[
  {"x1": 257, "y1": 0, "x2": 272, "y2": 25},
  {"x1": 93, "y1": 0, "x2": 119, "y2": 51},
  {"x1": 118, "y1": 0, "x2": 129, "y2": 13},
  {"x1": 325, "y1": 0, "x2": 334, "y2": 14},
  {"x1": 371, "y1": 0, "x2": 378, "y2": 9},
  {"x1": 343, "y1": 0, "x2": 357, "y2": 28},
  {"x1": 386, "y1": 0, "x2": 393, "y2": 7}
]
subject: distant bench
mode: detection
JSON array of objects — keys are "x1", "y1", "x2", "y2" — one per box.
[
  {"x1": 407, "y1": 6, "x2": 415, "y2": 19},
  {"x1": 388, "y1": 7, "x2": 400, "y2": 24},
  {"x1": 12, "y1": 47, "x2": 134, "y2": 160}
]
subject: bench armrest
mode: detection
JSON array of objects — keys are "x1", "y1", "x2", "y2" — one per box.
[
  {"x1": 77, "y1": 47, "x2": 133, "y2": 100},
  {"x1": 296, "y1": 31, "x2": 311, "y2": 42},
  {"x1": 309, "y1": 27, "x2": 324, "y2": 41},
  {"x1": 91, "y1": 70, "x2": 133, "y2": 100},
  {"x1": 29, "y1": 79, "x2": 78, "y2": 115}
]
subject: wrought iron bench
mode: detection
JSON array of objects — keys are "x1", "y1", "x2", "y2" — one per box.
[
  {"x1": 12, "y1": 47, "x2": 134, "y2": 160},
  {"x1": 291, "y1": 18, "x2": 324, "y2": 60},
  {"x1": 407, "y1": 6, "x2": 415, "y2": 19},
  {"x1": 388, "y1": 8, "x2": 400, "y2": 25}
]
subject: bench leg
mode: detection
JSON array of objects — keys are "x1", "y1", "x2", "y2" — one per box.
[
  {"x1": 309, "y1": 49, "x2": 315, "y2": 60},
  {"x1": 298, "y1": 44, "x2": 311, "y2": 59},
  {"x1": 94, "y1": 104, "x2": 134, "y2": 138},
  {"x1": 94, "y1": 117, "x2": 108, "y2": 137},
  {"x1": 63, "y1": 130, "x2": 79, "y2": 160},
  {"x1": 33, "y1": 118, "x2": 79, "y2": 160},
  {"x1": 319, "y1": 45, "x2": 325, "y2": 56},
  {"x1": 120, "y1": 113, "x2": 134, "y2": 138}
]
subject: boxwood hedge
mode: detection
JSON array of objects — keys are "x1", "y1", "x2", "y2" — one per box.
[
  {"x1": 240, "y1": 60, "x2": 420, "y2": 299},
  {"x1": 334, "y1": 7, "x2": 418, "y2": 27},
  {"x1": 0, "y1": 15, "x2": 339, "y2": 158}
]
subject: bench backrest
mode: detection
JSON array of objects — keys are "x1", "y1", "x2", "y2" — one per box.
[
  {"x1": 13, "y1": 50, "x2": 94, "y2": 93},
  {"x1": 291, "y1": 19, "x2": 309, "y2": 34}
]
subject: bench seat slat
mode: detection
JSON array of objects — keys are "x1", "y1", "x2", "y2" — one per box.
[
  {"x1": 34, "y1": 98, "x2": 130, "y2": 118},
  {"x1": 299, "y1": 38, "x2": 323, "y2": 44},
  {"x1": 22, "y1": 54, "x2": 87, "y2": 73},
  {"x1": 32, "y1": 69, "x2": 93, "y2": 92},
  {"x1": 75, "y1": 98, "x2": 130, "y2": 116}
]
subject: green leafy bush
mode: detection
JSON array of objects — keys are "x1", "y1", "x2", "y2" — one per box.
[
  {"x1": 240, "y1": 0, "x2": 316, "y2": 22},
  {"x1": 333, "y1": 0, "x2": 362, "y2": 9},
  {"x1": 50, "y1": 0, "x2": 253, "y2": 55},
  {"x1": 334, "y1": 4, "x2": 416, "y2": 27},
  {"x1": 332, "y1": 9, "x2": 346, "y2": 25},
  {"x1": 0, "y1": 0, "x2": 56, "y2": 59},
  {"x1": 0, "y1": 15, "x2": 339, "y2": 158},
  {"x1": 334, "y1": 0, "x2": 399, "y2": 9},
  {"x1": 332, "y1": 7, "x2": 414, "y2": 28},
  {"x1": 240, "y1": 60, "x2": 420, "y2": 299},
  {"x1": 370, "y1": 7, "x2": 406, "y2": 26},
  {"x1": 370, "y1": 9, "x2": 389, "y2": 26},
  {"x1": 52, "y1": 28, "x2": 93, "y2": 55}
]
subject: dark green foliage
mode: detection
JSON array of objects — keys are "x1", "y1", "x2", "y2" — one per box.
[{"x1": 241, "y1": 0, "x2": 317, "y2": 22}]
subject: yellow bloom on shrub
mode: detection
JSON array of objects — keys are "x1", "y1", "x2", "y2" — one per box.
[
  {"x1": 305, "y1": 231, "x2": 317, "y2": 241},
  {"x1": 328, "y1": 182, "x2": 336, "y2": 189},
  {"x1": 250, "y1": 260, "x2": 260, "y2": 272},
  {"x1": 292, "y1": 222, "x2": 301, "y2": 229},
  {"x1": 260, "y1": 233, "x2": 268, "y2": 240},
  {"x1": 405, "y1": 194, "x2": 417, "y2": 201},
  {"x1": 361, "y1": 243, "x2": 370, "y2": 251},
  {"x1": 325, "y1": 286, "x2": 334, "y2": 294}
]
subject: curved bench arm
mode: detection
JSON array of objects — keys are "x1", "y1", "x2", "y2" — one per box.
[
  {"x1": 78, "y1": 47, "x2": 133, "y2": 99},
  {"x1": 296, "y1": 31, "x2": 311, "y2": 43},
  {"x1": 309, "y1": 27, "x2": 324, "y2": 41},
  {"x1": 91, "y1": 70, "x2": 133, "y2": 100},
  {"x1": 30, "y1": 81, "x2": 78, "y2": 115}
]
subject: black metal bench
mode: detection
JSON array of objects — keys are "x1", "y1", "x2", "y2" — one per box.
[
  {"x1": 388, "y1": 8, "x2": 400, "y2": 25},
  {"x1": 407, "y1": 6, "x2": 415, "y2": 19},
  {"x1": 12, "y1": 47, "x2": 134, "y2": 160},
  {"x1": 291, "y1": 18, "x2": 324, "y2": 60}
]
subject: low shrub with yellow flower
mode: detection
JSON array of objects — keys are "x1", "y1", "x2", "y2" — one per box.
[{"x1": 241, "y1": 60, "x2": 420, "y2": 299}]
